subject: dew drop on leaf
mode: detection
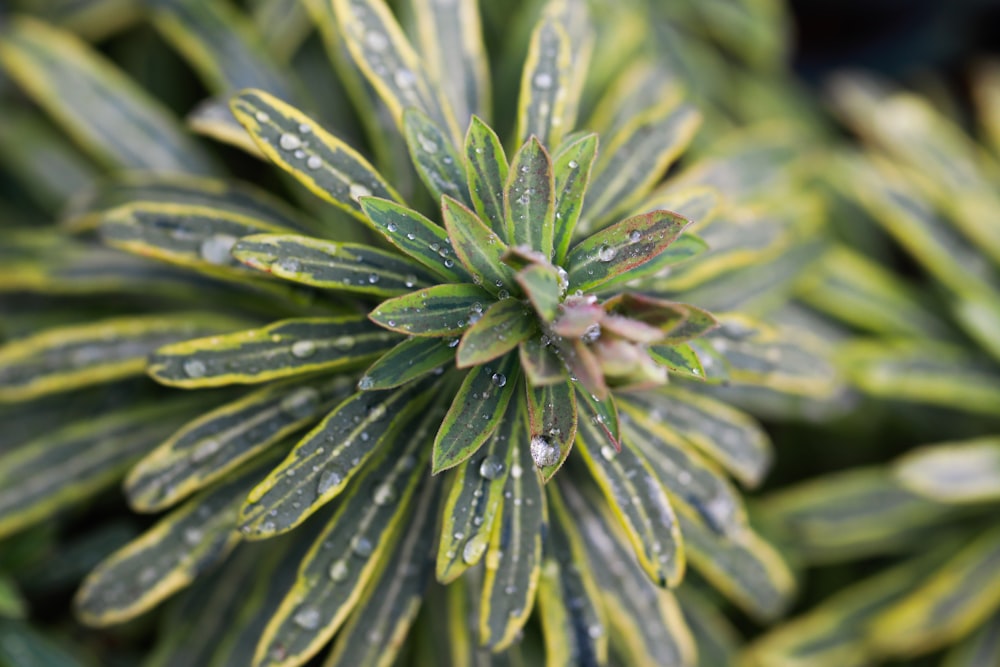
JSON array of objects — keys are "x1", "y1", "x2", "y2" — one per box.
[
  {"x1": 463, "y1": 535, "x2": 489, "y2": 564},
  {"x1": 479, "y1": 455, "x2": 505, "y2": 480},
  {"x1": 279, "y1": 133, "x2": 301, "y2": 150},
  {"x1": 293, "y1": 606, "x2": 321, "y2": 630},
  {"x1": 183, "y1": 359, "x2": 207, "y2": 378},
  {"x1": 255, "y1": 111, "x2": 269, "y2": 122},
  {"x1": 600, "y1": 445, "x2": 616, "y2": 461},
  {"x1": 317, "y1": 469, "x2": 342, "y2": 495},
  {"x1": 372, "y1": 482, "x2": 396, "y2": 505},
  {"x1": 306, "y1": 155, "x2": 322, "y2": 170},
  {"x1": 365, "y1": 31, "x2": 388, "y2": 51},
  {"x1": 491, "y1": 373, "x2": 507, "y2": 387},
  {"x1": 530, "y1": 435, "x2": 560, "y2": 467},
  {"x1": 328, "y1": 559, "x2": 349, "y2": 581},
  {"x1": 533, "y1": 72, "x2": 553, "y2": 89},
  {"x1": 291, "y1": 340, "x2": 317, "y2": 358},
  {"x1": 597, "y1": 244, "x2": 617, "y2": 262},
  {"x1": 191, "y1": 438, "x2": 222, "y2": 462},
  {"x1": 351, "y1": 535, "x2": 374, "y2": 557},
  {"x1": 567, "y1": 160, "x2": 579, "y2": 169},
  {"x1": 199, "y1": 234, "x2": 237, "y2": 265}
]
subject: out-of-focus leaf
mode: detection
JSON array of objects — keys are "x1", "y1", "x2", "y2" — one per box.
[
  {"x1": 149, "y1": 316, "x2": 396, "y2": 388},
  {"x1": 126, "y1": 375, "x2": 353, "y2": 512},
  {"x1": 677, "y1": 586, "x2": 740, "y2": 667},
  {"x1": 480, "y1": 438, "x2": 546, "y2": 651},
  {"x1": 239, "y1": 382, "x2": 432, "y2": 538},
  {"x1": 432, "y1": 355, "x2": 519, "y2": 473},
  {"x1": 252, "y1": 0, "x2": 313, "y2": 62},
  {"x1": 403, "y1": 108, "x2": 472, "y2": 208},
  {"x1": 942, "y1": 607, "x2": 1000, "y2": 667},
  {"x1": 357, "y1": 337, "x2": 453, "y2": 390},
  {"x1": 442, "y1": 196, "x2": 516, "y2": 297},
  {"x1": 0, "y1": 620, "x2": 87, "y2": 667},
  {"x1": 0, "y1": 17, "x2": 217, "y2": 174},
  {"x1": 0, "y1": 578, "x2": 25, "y2": 620},
  {"x1": 893, "y1": 438, "x2": 1000, "y2": 504},
  {"x1": 515, "y1": 7, "x2": 572, "y2": 148},
  {"x1": 456, "y1": 299, "x2": 536, "y2": 368},
  {"x1": 369, "y1": 284, "x2": 491, "y2": 337},
  {"x1": 0, "y1": 314, "x2": 240, "y2": 402}
]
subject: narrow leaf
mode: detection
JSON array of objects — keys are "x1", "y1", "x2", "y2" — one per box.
[
  {"x1": 515, "y1": 264, "x2": 563, "y2": 323},
  {"x1": 893, "y1": 438, "x2": 1000, "y2": 504},
  {"x1": 404, "y1": 108, "x2": 473, "y2": 208},
  {"x1": 464, "y1": 116, "x2": 509, "y2": 237},
  {"x1": 442, "y1": 196, "x2": 517, "y2": 296},
  {"x1": 456, "y1": 299, "x2": 536, "y2": 368},
  {"x1": 358, "y1": 337, "x2": 454, "y2": 390},
  {"x1": 575, "y1": 388, "x2": 620, "y2": 450},
  {"x1": 504, "y1": 138, "x2": 555, "y2": 258},
  {"x1": 552, "y1": 133, "x2": 598, "y2": 264},
  {"x1": 649, "y1": 344, "x2": 706, "y2": 381},
  {"x1": 369, "y1": 283, "x2": 492, "y2": 337},
  {"x1": 525, "y1": 381, "x2": 577, "y2": 482},
  {"x1": 519, "y1": 337, "x2": 566, "y2": 387},
  {"x1": 515, "y1": 12, "x2": 572, "y2": 147}
]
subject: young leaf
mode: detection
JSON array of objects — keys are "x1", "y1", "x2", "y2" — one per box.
[
  {"x1": 504, "y1": 137, "x2": 555, "y2": 258},
  {"x1": 441, "y1": 196, "x2": 517, "y2": 296},
  {"x1": 230, "y1": 89, "x2": 402, "y2": 222},
  {"x1": 359, "y1": 197, "x2": 473, "y2": 283},
  {"x1": 525, "y1": 380, "x2": 577, "y2": 482},
  {"x1": 552, "y1": 133, "x2": 598, "y2": 264},
  {"x1": 238, "y1": 383, "x2": 431, "y2": 538},
  {"x1": 576, "y1": 415, "x2": 683, "y2": 587},
  {"x1": 649, "y1": 343, "x2": 707, "y2": 381},
  {"x1": 464, "y1": 116, "x2": 509, "y2": 237},
  {"x1": 456, "y1": 299, "x2": 536, "y2": 368},
  {"x1": 233, "y1": 233, "x2": 436, "y2": 296},
  {"x1": 480, "y1": 438, "x2": 546, "y2": 650},
  {"x1": 149, "y1": 316, "x2": 397, "y2": 388},
  {"x1": 519, "y1": 337, "x2": 566, "y2": 387},
  {"x1": 358, "y1": 337, "x2": 454, "y2": 390},
  {"x1": 575, "y1": 388, "x2": 620, "y2": 450},
  {"x1": 125, "y1": 376, "x2": 354, "y2": 512},
  {"x1": 566, "y1": 210, "x2": 690, "y2": 293},
  {"x1": 403, "y1": 108, "x2": 473, "y2": 208},
  {"x1": 432, "y1": 354, "x2": 520, "y2": 473},
  {"x1": 515, "y1": 263, "x2": 563, "y2": 323},
  {"x1": 369, "y1": 283, "x2": 492, "y2": 337}
]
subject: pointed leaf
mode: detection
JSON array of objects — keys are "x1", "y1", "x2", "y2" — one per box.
[
  {"x1": 575, "y1": 388, "x2": 620, "y2": 450},
  {"x1": 359, "y1": 197, "x2": 472, "y2": 283},
  {"x1": 436, "y1": 409, "x2": 518, "y2": 584},
  {"x1": 231, "y1": 89, "x2": 402, "y2": 222},
  {"x1": 519, "y1": 337, "x2": 566, "y2": 387},
  {"x1": 515, "y1": 13, "x2": 572, "y2": 148},
  {"x1": 504, "y1": 138, "x2": 555, "y2": 258},
  {"x1": 649, "y1": 344, "x2": 706, "y2": 381},
  {"x1": 464, "y1": 116, "x2": 509, "y2": 237},
  {"x1": 552, "y1": 133, "x2": 598, "y2": 264},
  {"x1": 525, "y1": 381, "x2": 577, "y2": 482},
  {"x1": 595, "y1": 232, "x2": 708, "y2": 294},
  {"x1": 480, "y1": 438, "x2": 546, "y2": 650},
  {"x1": 0, "y1": 314, "x2": 241, "y2": 402},
  {"x1": 576, "y1": 415, "x2": 683, "y2": 587},
  {"x1": 358, "y1": 337, "x2": 454, "y2": 390},
  {"x1": 432, "y1": 354, "x2": 520, "y2": 473},
  {"x1": 566, "y1": 210, "x2": 690, "y2": 293},
  {"x1": 126, "y1": 376, "x2": 354, "y2": 512},
  {"x1": 149, "y1": 316, "x2": 397, "y2": 388},
  {"x1": 456, "y1": 299, "x2": 536, "y2": 368},
  {"x1": 252, "y1": 399, "x2": 446, "y2": 667},
  {"x1": 369, "y1": 283, "x2": 492, "y2": 337},
  {"x1": 555, "y1": 339, "x2": 606, "y2": 399},
  {"x1": 515, "y1": 264, "x2": 563, "y2": 323},
  {"x1": 893, "y1": 438, "x2": 1000, "y2": 505},
  {"x1": 441, "y1": 196, "x2": 516, "y2": 296},
  {"x1": 239, "y1": 382, "x2": 432, "y2": 538},
  {"x1": 233, "y1": 233, "x2": 436, "y2": 296},
  {"x1": 404, "y1": 108, "x2": 473, "y2": 208}
]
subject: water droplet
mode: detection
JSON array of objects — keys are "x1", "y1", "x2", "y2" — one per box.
[
  {"x1": 510, "y1": 462, "x2": 523, "y2": 479},
  {"x1": 462, "y1": 535, "x2": 489, "y2": 564},
  {"x1": 568, "y1": 160, "x2": 579, "y2": 169},
  {"x1": 497, "y1": 289, "x2": 510, "y2": 299},
  {"x1": 597, "y1": 244, "x2": 617, "y2": 262},
  {"x1": 277, "y1": 257, "x2": 301, "y2": 274},
  {"x1": 199, "y1": 234, "x2": 237, "y2": 265},
  {"x1": 279, "y1": 133, "x2": 301, "y2": 150},
  {"x1": 191, "y1": 438, "x2": 222, "y2": 462},
  {"x1": 293, "y1": 149, "x2": 306, "y2": 159},
  {"x1": 368, "y1": 273, "x2": 380, "y2": 284},
  {"x1": 358, "y1": 375, "x2": 374, "y2": 390},
  {"x1": 306, "y1": 155, "x2": 322, "y2": 170},
  {"x1": 530, "y1": 435, "x2": 560, "y2": 467},
  {"x1": 293, "y1": 607, "x2": 321, "y2": 629},
  {"x1": 404, "y1": 274, "x2": 417, "y2": 288},
  {"x1": 351, "y1": 535, "x2": 373, "y2": 557},
  {"x1": 491, "y1": 373, "x2": 506, "y2": 387},
  {"x1": 394, "y1": 68, "x2": 416, "y2": 88},
  {"x1": 587, "y1": 624, "x2": 603, "y2": 638},
  {"x1": 183, "y1": 359, "x2": 207, "y2": 378},
  {"x1": 349, "y1": 183, "x2": 372, "y2": 201},
  {"x1": 418, "y1": 134, "x2": 438, "y2": 154},
  {"x1": 255, "y1": 111, "x2": 270, "y2": 122},
  {"x1": 443, "y1": 258, "x2": 454, "y2": 268},
  {"x1": 365, "y1": 31, "x2": 388, "y2": 51},
  {"x1": 333, "y1": 336, "x2": 355, "y2": 351},
  {"x1": 329, "y1": 559, "x2": 349, "y2": 581},
  {"x1": 479, "y1": 456, "x2": 505, "y2": 480},
  {"x1": 183, "y1": 527, "x2": 203, "y2": 545},
  {"x1": 629, "y1": 230, "x2": 642, "y2": 243},
  {"x1": 317, "y1": 470, "x2": 342, "y2": 495},
  {"x1": 600, "y1": 445, "x2": 616, "y2": 461},
  {"x1": 281, "y1": 387, "x2": 321, "y2": 418},
  {"x1": 386, "y1": 221, "x2": 397, "y2": 233},
  {"x1": 372, "y1": 482, "x2": 396, "y2": 505},
  {"x1": 291, "y1": 340, "x2": 317, "y2": 358},
  {"x1": 581, "y1": 323, "x2": 601, "y2": 343},
  {"x1": 533, "y1": 72, "x2": 553, "y2": 89}
]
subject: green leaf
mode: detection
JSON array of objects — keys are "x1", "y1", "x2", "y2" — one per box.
[
  {"x1": 539, "y1": 488, "x2": 609, "y2": 666},
  {"x1": 332, "y1": 0, "x2": 460, "y2": 144},
  {"x1": 436, "y1": 411, "x2": 517, "y2": 584},
  {"x1": 252, "y1": 398, "x2": 446, "y2": 667},
  {"x1": 480, "y1": 437, "x2": 546, "y2": 651},
  {"x1": 566, "y1": 210, "x2": 690, "y2": 293},
  {"x1": 231, "y1": 89, "x2": 402, "y2": 223},
  {"x1": 629, "y1": 184, "x2": 721, "y2": 228},
  {"x1": 369, "y1": 283, "x2": 492, "y2": 337},
  {"x1": 232, "y1": 233, "x2": 436, "y2": 296},
  {"x1": 677, "y1": 586, "x2": 740, "y2": 667},
  {"x1": 525, "y1": 381, "x2": 577, "y2": 482},
  {"x1": 464, "y1": 116, "x2": 509, "y2": 238},
  {"x1": 75, "y1": 457, "x2": 273, "y2": 626},
  {"x1": 0, "y1": 314, "x2": 241, "y2": 402},
  {"x1": 504, "y1": 137, "x2": 555, "y2": 258},
  {"x1": 841, "y1": 340, "x2": 1000, "y2": 415},
  {"x1": 942, "y1": 608, "x2": 1000, "y2": 667},
  {"x1": 576, "y1": 414, "x2": 683, "y2": 587},
  {"x1": 126, "y1": 375, "x2": 354, "y2": 512},
  {"x1": 0, "y1": 620, "x2": 88, "y2": 667},
  {"x1": 559, "y1": 481, "x2": 696, "y2": 666},
  {"x1": 323, "y1": 476, "x2": 440, "y2": 667},
  {"x1": 620, "y1": 399, "x2": 748, "y2": 538},
  {"x1": 519, "y1": 337, "x2": 566, "y2": 387},
  {"x1": 442, "y1": 196, "x2": 517, "y2": 296},
  {"x1": 625, "y1": 387, "x2": 771, "y2": 489},
  {"x1": 581, "y1": 98, "x2": 700, "y2": 230},
  {"x1": 149, "y1": 316, "x2": 397, "y2": 388},
  {"x1": 596, "y1": 232, "x2": 708, "y2": 294},
  {"x1": 403, "y1": 108, "x2": 473, "y2": 208},
  {"x1": 358, "y1": 197, "x2": 473, "y2": 283},
  {"x1": 411, "y1": 0, "x2": 490, "y2": 124},
  {"x1": 0, "y1": 577, "x2": 25, "y2": 620},
  {"x1": 0, "y1": 400, "x2": 201, "y2": 540},
  {"x1": 649, "y1": 344, "x2": 706, "y2": 381},
  {"x1": 432, "y1": 354, "x2": 520, "y2": 473},
  {"x1": 871, "y1": 525, "x2": 1000, "y2": 658},
  {"x1": 551, "y1": 133, "x2": 598, "y2": 264},
  {"x1": 575, "y1": 388, "x2": 620, "y2": 450},
  {"x1": 515, "y1": 264, "x2": 563, "y2": 323},
  {"x1": 515, "y1": 10, "x2": 572, "y2": 148},
  {"x1": 456, "y1": 299, "x2": 536, "y2": 368},
  {"x1": 893, "y1": 438, "x2": 1000, "y2": 504},
  {"x1": 358, "y1": 337, "x2": 454, "y2": 390},
  {"x1": 239, "y1": 382, "x2": 432, "y2": 538},
  {"x1": 188, "y1": 95, "x2": 269, "y2": 157},
  {"x1": 0, "y1": 16, "x2": 217, "y2": 174}
]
